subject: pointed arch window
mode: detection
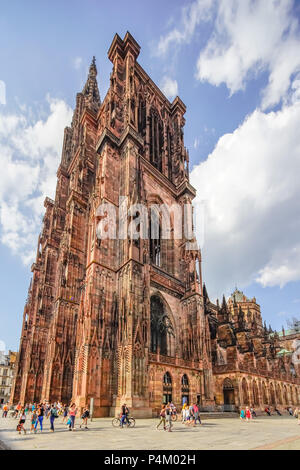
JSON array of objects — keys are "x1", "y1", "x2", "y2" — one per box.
[
  {"x1": 149, "y1": 108, "x2": 163, "y2": 172},
  {"x1": 138, "y1": 97, "x2": 146, "y2": 136},
  {"x1": 150, "y1": 295, "x2": 175, "y2": 356},
  {"x1": 163, "y1": 372, "x2": 172, "y2": 404},
  {"x1": 150, "y1": 222, "x2": 161, "y2": 267}
]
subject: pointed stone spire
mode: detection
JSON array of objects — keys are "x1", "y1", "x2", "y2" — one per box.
[{"x1": 82, "y1": 56, "x2": 101, "y2": 112}]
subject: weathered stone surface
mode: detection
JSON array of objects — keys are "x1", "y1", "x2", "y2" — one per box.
[{"x1": 10, "y1": 33, "x2": 300, "y2": 416}]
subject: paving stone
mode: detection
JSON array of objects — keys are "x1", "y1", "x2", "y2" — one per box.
[{"x1": 0, "y1": 415, "x2": 300, "y2": 450}]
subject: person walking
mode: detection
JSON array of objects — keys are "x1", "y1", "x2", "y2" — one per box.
[
  {"x1": 265, "y1": 406, "x2": 271, "y2": 416},
  {"x1": 188, "y1": 404, "x2": 194, "y2": 426},
  {"x1": 185, "y1": 405, "x2": 190, "y2": 426},
  {"x1": 120, "y1": 403, "x2": 130, "y2": 428},
  {"x1": 68, "y1": 403, "x2": 77, "y2": 431},
  {"x1": 50, "y1": 404, "x2": 58, "y2": 432},
  {"x1": 245, "y1": 407, "x2": 251, "y2": 422},
  {"x1": 240, "y1": 408, "x2": 246, "y2": 421},
  {"x1": 156, "y1": 405, "x2": 166, "y2": 430},
  {"x1": 193, "y1": 403, "x2": 202, "y2": 426},
  {"x1": 2, "y1": 403, "x2": 8, "y2": 418},
  {"x1": 34, "y1": 404, "x2": 44, "y2": 433},
  {"x1": 45, "y1": 403, "x2": 51, "y2": 419},
  {"x1": 62, "y1": 404, "x2": 69, "y2": 423},
  {"x1": 165, "y1": 404, "x2": 173, "y2": 432},
  {"x1": 15, "y1": 402, "x2": 22, "y2": 419},
  {"x1": 274, "y1": 407, "x2": 282, "y2": 416},
  {"x1": 250, "y1": 406, "x2": 256, "y2": 418},
  {"x1": 18, "y1": 408, "x2": 27, "y2": 435},
  {"x1": 80, "y1": 407, "x2": 90, "y2": 429},
  {"x1": 30, "y1": 408, "x2": 37, "y2": 434},
  {"x1": 181, "y1": 403, "x2": 187, "y2": 424}
]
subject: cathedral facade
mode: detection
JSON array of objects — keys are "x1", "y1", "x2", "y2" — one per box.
[{"x1": 11, "y1": 33, "x2": 300, "y2": 417}]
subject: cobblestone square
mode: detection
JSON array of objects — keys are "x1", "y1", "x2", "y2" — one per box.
[{"x1": 1, "y1": 415, "x2": 300, "y2": 451}]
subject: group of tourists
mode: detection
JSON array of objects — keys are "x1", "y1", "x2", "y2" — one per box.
[
  {"x1": 2, "y1": 400, "x2": 300, "y2": 437},
  {"x1": 239, "y1": 404, "x2": 300, "y2": 423},
  {"x1": 156, "y1": 402, "x2": 202, "y2": 432},
  {"x1": 1, "y1": 401, "x2": 90, "y2": 434},
  {"x1": 239, "y1": 406, "x2": 256, "y2": 421}
]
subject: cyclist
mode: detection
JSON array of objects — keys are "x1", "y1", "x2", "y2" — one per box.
[{"x1": 120, "y1": 403, "x2": 130, "y2": 428}]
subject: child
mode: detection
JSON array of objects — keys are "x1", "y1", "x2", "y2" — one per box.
[{"x1": 240, "y1": 409, "x2": 246, "y2": 421}]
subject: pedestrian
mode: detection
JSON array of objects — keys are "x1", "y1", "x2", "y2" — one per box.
[
  {"x1": 245, "y1": 407, "x2": 251, "y2": 421},
  {"x1": 50, "y1": 404, "x2": 58, "y2": 432},
  {"x1": 240, "y1": 408, "x2": 246, "y2": 421},
  {"x1": 80, "y1": 407, "x2": 90, "y2": 429},
  {"x1": 30, "y1": 408, "x2": 37, "y2": 433},
  {"x1": 18, "y1": 408, "x2": 27, "y2": 435},
  {"x1": 15, "y1": 402, "x2": 22, "y2": 419},
  {"x1": 34, "y1": 404, "x2": 44, "y2": 433},
  {"x1": 181, "y1": 403, "x2": 187, "y2": 424},
  {"x1": 265, "y1": 406, "x2": 271, "y2": 416},
  {"x1": 156, "y1": 405, "x2": 166, "y2": 430},
  {"x1": 2, "y1": 403, "x2": 8, "y2": 418},
  {"x1": 184, "y1": 405, "x2": 190, "y2": 426},
  {"x1": 250, "y1": 406, "x2": 256, "y2": 418},
  {"x1": 45, "y1": 403, "x2": 51, "y2": 419},
  {"x1": 192, "y1": 403, "x2": 202, "y2": 425},
  {"x1": 120, "y1": 403, "x2": 130, "y2": 428},
  {"x1": 165, "y1": 404, "x2": 173, "y2": 432},
  {"x1": 62, "y1": 404, "x2": 69, "y2": 423},
  {"x1": 274, "y1": 407, "x2": 282, "y2": 416},
  {"x1": 68, "y1": 403, "x2": 77, "y2": 431}
]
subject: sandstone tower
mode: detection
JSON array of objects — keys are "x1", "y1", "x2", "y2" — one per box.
[{"x1": 11, "y1": 32, "x2": 214, "y2": 417}]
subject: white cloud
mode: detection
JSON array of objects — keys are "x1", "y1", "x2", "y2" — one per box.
[
  {"x1": 0, "y1": 97, "x2": 72, "y2": 264},
  {"x1": 0, "y1": 81, "x2": 6, "y2": 105},
  {"x1": 157, "y1": 0, "x2": 214, "y2": 56},
  {"x1": 160, "y1": 76, "x2": 178, "y2": 100},
  {"x1": 0, "y1": 340, "x2": 5, "y2": 352},
  {"x1": 158, "y1": 0, "x2": 300, "y2": 109},
  {"x1": 191, "y1": 100, "x2": 300, "y2": 299},
  {"x1": 73, "y1": 57, "x2": 83, "y2": 70}
]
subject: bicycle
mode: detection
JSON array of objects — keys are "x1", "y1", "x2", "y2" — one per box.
[{"x1": 112, "y1": 415, "x2": 136, "y2": 428}]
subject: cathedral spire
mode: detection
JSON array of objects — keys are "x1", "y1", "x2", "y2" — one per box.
[{"x1": 82, "y1": 56, "x2": 101, "y2": 112}]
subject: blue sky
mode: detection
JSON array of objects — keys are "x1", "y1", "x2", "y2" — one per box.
[{"x1": 1, "y1": 0, "x2": 300, "y2": 352}]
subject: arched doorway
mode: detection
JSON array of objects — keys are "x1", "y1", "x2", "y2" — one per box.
[
  {"x1": 241, "y1": 378, "x2": 249, "y2": 405},
  {"x1": 163, "y1": 372, "x2": 172, "y2": 404},
  {"x1": 181, "y1": 374, "x2": 190, "y2": 406},
  {"x1": 223, "y1": 378, "x2": 235, "y2": 411}
]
